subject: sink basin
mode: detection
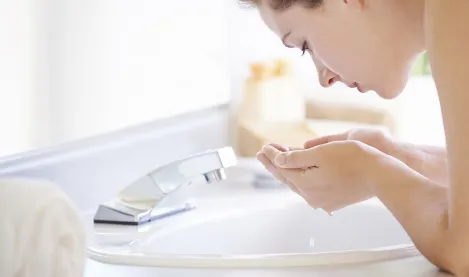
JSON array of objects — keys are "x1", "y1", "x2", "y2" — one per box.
[{"x1": 86, "y1": 186, "x2": 420, "y2": 268}]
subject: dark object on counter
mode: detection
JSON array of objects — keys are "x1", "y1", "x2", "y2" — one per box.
[{"x1": 252, "y1": 173, "x2": 287, "y2": 189}]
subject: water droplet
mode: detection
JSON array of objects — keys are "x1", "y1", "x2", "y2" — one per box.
[{"x1": 309, "y1": 237, "x2": 315, "y2": 248}]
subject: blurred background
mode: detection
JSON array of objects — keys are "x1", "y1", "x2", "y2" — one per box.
[{"x1": 0, "y1": 0, "x2": 443, "y2": 157}]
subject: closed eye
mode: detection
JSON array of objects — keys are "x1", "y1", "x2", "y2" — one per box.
[{"x1": 301, "y1": 41, "x2": 309, "y2": 56}]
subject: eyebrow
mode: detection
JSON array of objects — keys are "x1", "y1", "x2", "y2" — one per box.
[{"x1": 282, "y1": 31, "x2": 294, "y2": 48}]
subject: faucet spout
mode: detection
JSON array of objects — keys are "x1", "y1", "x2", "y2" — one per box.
[{"x1": 93, "y1": 146, "x2": 237, "y2": 225}]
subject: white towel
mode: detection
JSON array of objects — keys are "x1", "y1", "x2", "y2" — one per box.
[{"x1": 0, "y1": 178, "x2": 86, "y2": 277}]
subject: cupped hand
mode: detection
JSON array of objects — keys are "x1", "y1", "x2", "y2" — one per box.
[
  {"x1": 256, "y1": 142, "x2": 303, "y2": 192},
  {"x1": 258, "y1": 140, "x2": 384, "y2": 213}
]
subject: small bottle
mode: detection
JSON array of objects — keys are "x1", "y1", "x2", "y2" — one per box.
[{"x1": 238, "y1": 59, "x2": 306, "y2": 124}]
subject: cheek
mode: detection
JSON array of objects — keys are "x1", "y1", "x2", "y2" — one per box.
[
  {"x1": 310, "y1": 29, "x2": 411, "y2": 96},
  {"x1": 307, "y1": 22, "x2": 367, "y2": 77},
  {"x1": 310, "y1": 33, "x2": 367, "y2": 77},
  {"x1": 315, "y1": 43, "x2": 368, "y2": 79}
]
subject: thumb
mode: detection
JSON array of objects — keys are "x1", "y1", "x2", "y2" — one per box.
[
  {"x1": 304, "y1": 132, "x2": 347, "y2": 149},
  {"x1": 274, "y1": 149, "x2": 317, "y2": 169}
]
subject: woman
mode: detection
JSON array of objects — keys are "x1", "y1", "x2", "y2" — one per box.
[{"x1": 245, "y1": 0, "x2": 469, "y2": 275}]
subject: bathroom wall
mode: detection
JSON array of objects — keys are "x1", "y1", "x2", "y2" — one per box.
[
  {"x1": 0, "y1": 0, "x2": 38, "y2": 156},
  {"x1": 42, "y1": 0, "x2": 231, "y2": 145},
  {"x1": 0, "y1": 0, "x2": 231, "y2": 157}
]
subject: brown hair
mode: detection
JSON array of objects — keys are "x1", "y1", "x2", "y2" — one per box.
[{"x1": 238, "y1": 0, "x2": 322, "y2": 11}]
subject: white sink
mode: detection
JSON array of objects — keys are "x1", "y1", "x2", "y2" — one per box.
[{"x1": 86, "y1": 182, "x2": 420, "y2": 268}]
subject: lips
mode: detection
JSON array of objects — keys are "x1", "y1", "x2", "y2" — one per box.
[
  {"x1": 347, "y1": 82, "x2": 364, "y2": 93},
  {"x1": 356, "y1": 84, "x2": 363, "y2": 93}
]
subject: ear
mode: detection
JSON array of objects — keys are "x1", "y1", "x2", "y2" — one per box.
[{"x1": 343, "y1": 0, "x2": 365, "y2": 10}]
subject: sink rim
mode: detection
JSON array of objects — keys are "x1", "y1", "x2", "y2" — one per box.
[
  {"x1": 87, "y1": 243, "x2": 420, "y2": 268},
  {"x1": 85, "y1": 191, "x2": 420, "y2": 268}
]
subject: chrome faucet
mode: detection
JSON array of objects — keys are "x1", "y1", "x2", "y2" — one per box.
[{"x1": 93, "y1": 146, "x2": 237, "y2": 225}]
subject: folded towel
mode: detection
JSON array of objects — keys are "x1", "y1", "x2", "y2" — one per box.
[{"x1": 0, "y1": 178, "x2": 86, "y2": 277}]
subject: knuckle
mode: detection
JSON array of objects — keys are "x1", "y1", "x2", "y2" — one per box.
[
  {"x1": 373, "y1": 131, "x2": 391, "y2": 153},
  {"x1": 345, "y1": 140, "x2": 367, "y2": 152}
]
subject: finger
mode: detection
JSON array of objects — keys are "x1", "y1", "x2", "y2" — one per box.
[
  {"x1": 276, "y1": 167, "x2": 305, "y2": 181},
  {"x1": 256, "y1": 152, "x2": 288, "y2": 184},
  {"x1": 257, "y1": 151, "x2": 302, "y2": 194},
  {"x1": 261, "y1": 145, "x2": 283, "y2": 165},
  {"x1": 267, "y1": 142, "x2": 289, "y2": 152},
  {"x1": 268, "y1": 142, "x2": 303, "y2": 152},
  {"x1": 256, "y1": 151, "x2": 277, "y2": 175},
  {"x1": 273, "y1": 148, "x2": 321, "y2": 169},
  {"x1": 304, "y1": 133, "x2": 347, "y2": 149}
]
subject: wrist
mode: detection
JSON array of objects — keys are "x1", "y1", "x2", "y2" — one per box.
[
  {"x1": 387, "y1": 140, "x2": 418, "y2": 167},
  {"x1": 364, "y1": 149, "x2": 410, "y2": 195},
  {"x1": 361, "y1": 145, "x2": 395, "y2": 194}
]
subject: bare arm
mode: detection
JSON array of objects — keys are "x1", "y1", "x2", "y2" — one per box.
[
  {"x1": 426, "y1": 0, "x2": 469, "y2": 268},
  {"x1": 390, "y1": 142, "x2": 448, "y2": 185},
  {"x1": 371, "y1": 157, "x2": 451, "y2": 271},
  {"x1": 372, "y1": 0, "x2": 469, "y2": 274}
]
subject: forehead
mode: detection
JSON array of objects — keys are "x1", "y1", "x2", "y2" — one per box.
[
  {"x1": 258, "y1": 5, "x2": 288, "y2": 38},
  {"x1": 258, "y1": 4, "x2": 317, "y2": 40}
]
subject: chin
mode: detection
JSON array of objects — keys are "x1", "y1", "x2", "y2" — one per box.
[
  {"x1": 367, "y1": 74, "x2": 409, "y2": 99},
  {"x1": 374, "y1": 85, "x2": 406, "y2": 100},
  {"x1": 377, "y1": 91, "x2": 401, "y2": 100}
]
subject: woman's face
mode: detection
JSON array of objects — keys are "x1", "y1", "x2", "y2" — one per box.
[{"x1": 258, "y1": 0, "x2": 424, "y2": 99}]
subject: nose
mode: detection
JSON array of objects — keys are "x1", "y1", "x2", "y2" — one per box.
[
  {"x1": 319, "y1": 68, "x2": 341, "y2": 88},
  {"x1": 309, "y1": 50, "x2": 341, "y2": 88}
]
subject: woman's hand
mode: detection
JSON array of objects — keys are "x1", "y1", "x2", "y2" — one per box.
[
  {"x1": 304, "y1": 128, "x2": 393, "y2": 154},
  {"x1": 304, "y1": 128, "x2": 448, "y2": 185},
  {"x1": 258, "y1": 140, "x2": 385, "y2": 213},
  {"x1": 256, "y1": 143, "x2": 303, "y2": 190}
]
